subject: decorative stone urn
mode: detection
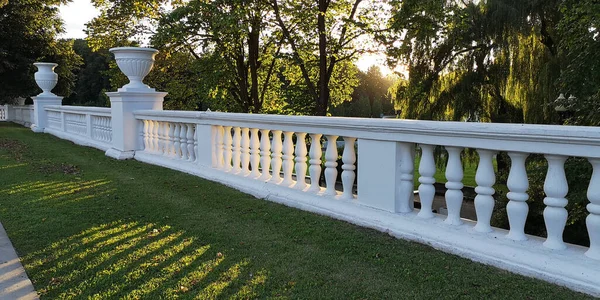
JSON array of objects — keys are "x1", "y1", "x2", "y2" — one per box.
[
  {"x1": 109, "y1": 47, "x2": 159, "y2": 91},
  {"x1": 34, "y1": 62, "x2": 58, "y2": 96}
]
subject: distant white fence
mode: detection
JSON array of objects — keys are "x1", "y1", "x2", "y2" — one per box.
[
  {"x1": 10, "y1": 105, "x2": 34, "y2": 127},
  {"x1": 42, "y1": 105, "x2": 113, "y2": 150}
]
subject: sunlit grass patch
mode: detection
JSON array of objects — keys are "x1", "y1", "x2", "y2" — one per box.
[{"x1": 0, "y1": 122, "x2": 593, "y2": 299}]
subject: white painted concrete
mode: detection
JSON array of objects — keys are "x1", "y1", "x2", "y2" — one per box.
[{"x1": 0, "y1": 222, "x2": 38, "y2": 300}]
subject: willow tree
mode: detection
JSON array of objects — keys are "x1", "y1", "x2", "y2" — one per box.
[{"x1": 383, "y1": 0, "x2": 562, "y2": 124}]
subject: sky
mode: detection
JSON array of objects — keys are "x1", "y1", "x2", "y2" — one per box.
[{"x1": 58, "y1": 0, "x2": 395, "y2": 75}]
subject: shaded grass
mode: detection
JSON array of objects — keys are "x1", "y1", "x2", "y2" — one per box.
[{"x1": 0, "y1": 122, "x2": 592, "y2": 299}]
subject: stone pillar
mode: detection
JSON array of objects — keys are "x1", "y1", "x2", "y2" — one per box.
[
  {"x1": 31, "y1": 62, "x2": 62, "y2": 132},
  {"x1": 104, "y1": 47, "x2": 167, "y2": 160}
]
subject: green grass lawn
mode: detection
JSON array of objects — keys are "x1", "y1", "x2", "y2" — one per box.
[{"x1": 0, "y1": 122, "x2": 591, "y2": 299}]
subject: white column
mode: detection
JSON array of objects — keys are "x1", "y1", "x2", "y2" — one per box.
[
  {"x1": 142, "y1": 120, "x2": 150, "y2": 151},
  {"x1": 417, "y1": 144, "x2": 436, "y2": 219},
  {"x1": 31, "y1": 62, "x2": 63, "y2": 133},
  {"x1": 258, "y1": 129, "x2": 272, "y2": 181},
  {"x1": 269, "y1": 130, "x2": 283, "y2": 184},
  {"x1": 294, "y1": 133, "x2": 308, "y2": 190},
  {"x1": 152, "y1": 120, "x2": 159, "y2": 153},
  {"x1": 223, "y1": 126, "x2": 233, "y2": 172},
  {"x1": 179, "y1": 124, "x2": 188, "y2": 160},
  {"x1": 194, "y1": 124, "x2": 212, "y2": 167},
  {"x1": 241, "y1": 127, "x2": 251, "y2": 176},
  {"x1": 232, "y1": 127, "x2": 242, "y2": 174},
  {"x1": 216, "y1": 126, "x2": 225, "y2": 168},
  {"x1": 186, "y1": 124, "x2": 195, "y2": 162},
  {"x1": 210, "y1": 126, "x2": 217, "y2": 167},
  {"x1": 86, "y1": 113, "x2": 92, "y2": 138},
  {"x1": 586, "y1": 158, "x2": 600, "y2": 260},
  {"x1": 250, "y1": 128, "x2": 261, "y2": 178},
  {"x1": 324, "y1": 135, "x2": 339, "y2": 196},
  {"x1": 340, "y1": 137, "x2": 357, "y2": 200},
  {"x1": 172, "y1": 123, "x2": 180, "y2": 158},
  {"x1": 474, "y1": 149, "x2": 496, "y2": 233},
  {"x1": 543, "y1": 155, "x2": 569, "y2": 250},
  {"x1": 397, "y1": 142, "x2": 414, "y2": 213},
  {"x1": 281, "y1": 131, "x2": 295, "y2": 186},
  {"x1": 506, "y1": 152, "x2": 529, "y2": 241},
  {"x1": 308, "y1": 134, "x2": 323, "y2": 193},
  {"x1": 444, "y1": 147, "x2": 464, "y2": 225}
]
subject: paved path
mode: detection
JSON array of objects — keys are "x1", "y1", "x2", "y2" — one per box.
[{"x1": 0, "y1": 222, "x2": 38, "y2": 300}]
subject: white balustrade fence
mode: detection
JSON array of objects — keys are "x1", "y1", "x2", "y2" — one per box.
[
  {"x1": 11, "y1": 105, "x2": 34, "y2": 126},
  {"x1": 0, "y1": 105, "x2": 6, "y2": 121},
  {"x1": 5, "y1": 103, "x2": 600, "y2": 296},
  {"x1": 43, "y1": 105, "x2": 113, "y2": 150},
  {"x1": 132, "y1": 110, "x2": 600, "y2": 296}
]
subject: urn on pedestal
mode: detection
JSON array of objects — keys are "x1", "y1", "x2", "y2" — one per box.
[
  {"x1": 109, "y1": 47, "x2": 159, "y2": 91},
  {"x1": 33, "y1": 62, "x2": 58, "y2": 96}
]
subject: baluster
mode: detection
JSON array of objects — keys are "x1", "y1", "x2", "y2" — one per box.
[
  {"x1": 474, "y1": 149, "x2": 496, "y2": 233},
  {"x1": 250, "y1": 128, "x2": 261, "y2": 178},
  {"x1": 187, "y1": 124, "x2": 195, "y2": 162},
  {"x1": 281, "y1": 131, "x2": 295, "y2": 186},
  {"x1": 168, "y1": 123, "x2": 177, "y2": 157},
  {"x1": 586, "y1": 158, "x2": 600, "y2": 259},
  {"x1": 152, "y1": 120, "x2": 159, "y2": 153},
  {"x1": 506, "y1": 152, "x2": 529, "y2": 241},
  {"x1": 232, "y1": 127, "x2": 242, "y2": 174},
  {"x1": 173, "y1": 123, "x2": 181, "y2": 158},
  {"x1": 241, "y1": 128, "x2": 251, "y2": 176},
  {"x1": 397, "y1": 142, "x2": 414, "y2": 212},
  {"x1": 211, "y1": 126, "x2": 217, "y2": 167},
  {"x1": 294, "y1": 133, "x2": 308, "y2": 190},
  {"x1": 324, "y1": 135, "x2": 339, "y2": 196},
  {"x1": 417, "y1": 144, "x2": 436, "y2": 218},
  {"x1": 180, "y1": 124, "x2": 188, "y2": 160},
  {"x1": 258, "y1": 129, "x2": 272, "y2": 181},
  {"x1": 269, "y1": 130, "x2": 283, "y2": 184},
  {"x1": 341, "y1": 137, "x2": 357, "y2": 200},
  {"x1": 444, "y1": 147, "x2": 464, "y2": 225},
  {"x1": 216, "y1": 126, "x2": 224, "y2": 168},
  {"x1": 308, "y1": 134, "x2": 323, "y2": 193},
  {"x1": 543, "y1": 155, "x2": 568, "y2": 250},
  {"x1": 156, "y1": 121, "x2": 164, "y2": 154},
  {"x1": 224, "y1": 126, "x2": 233, "y2": 172}
]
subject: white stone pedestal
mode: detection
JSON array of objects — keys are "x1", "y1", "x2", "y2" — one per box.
[
  {"x1": 31, "y1": 95, "x2": 62, "y2": 132},
  {"x1": 104, "y1": 91, "x2": 166, "y2": 160}
]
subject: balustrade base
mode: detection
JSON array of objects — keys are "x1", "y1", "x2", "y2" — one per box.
[
  {"x1": 44, "y1": 127, "x2": 111, "y2": 152},
  {"x1": 105, "y1": 148, "x2": 135, "y2": 160},
  {"x1": 133, "y1": 150, "x2": 600, "y2": 297},
  {"x1": 30, "y1": 125, "x2": 44, "y2": 133}
]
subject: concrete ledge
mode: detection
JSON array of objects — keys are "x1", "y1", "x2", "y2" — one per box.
[
  {"x1": 135, "y1": 151, "x2": 600, "y2": 297},
  {"x1": 43, "y1": 128, "x2": 111, "y2": 152},
  {"x1": 0, "y1": 223, "x2": 38, "y2": 300}
]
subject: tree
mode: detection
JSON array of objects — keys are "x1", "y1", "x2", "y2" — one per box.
[
  {"x1": 0, "y1": 0, "x2": 81, "y2": 103},
  {"x1": 271, "y1": 0, "x2": 377, "y2": 115},
  {"x1": 63, "y1": 39, "x2": 112, "y2": 107}
]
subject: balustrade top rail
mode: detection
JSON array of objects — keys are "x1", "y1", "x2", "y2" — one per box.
[
  {"x1": 134, "y1": 110, "x2": 600, "y2": 158},
  {"x1": 45, "y1": 105, "x2": 111, "y2": 116}
]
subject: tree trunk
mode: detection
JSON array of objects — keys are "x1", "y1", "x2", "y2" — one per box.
[
  {"x1": 248, "y1": 20, "x2": 261, "y2": 113},
  {"x1": 316, "y1": 0, "x2": 329, "y2": 116}
]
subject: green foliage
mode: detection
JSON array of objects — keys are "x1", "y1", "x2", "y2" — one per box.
[
  {"x1": 63, "y1": 39, "x2": 112, "y2": 107},
  {"x1": 0, "y1": 0, "x2": 80, "y2": 103}
]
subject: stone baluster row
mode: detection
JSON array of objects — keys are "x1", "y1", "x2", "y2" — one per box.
[
  {"x1": 414, "y1": 144, "x2": 600, "y2": 260},
  {"x1": 142, "y1": 120, "x2": 196, "y2": 162},
  {"x1": 92, "y1": 116, "x2": 112, "y2": 143},
  {"x1": 212, "y1": 126, "x2": 357, "y2": 198}
]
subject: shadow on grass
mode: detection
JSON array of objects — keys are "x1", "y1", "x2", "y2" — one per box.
[{"x1": 21, "y1": 220, "x2": 270, "y2": 299}]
